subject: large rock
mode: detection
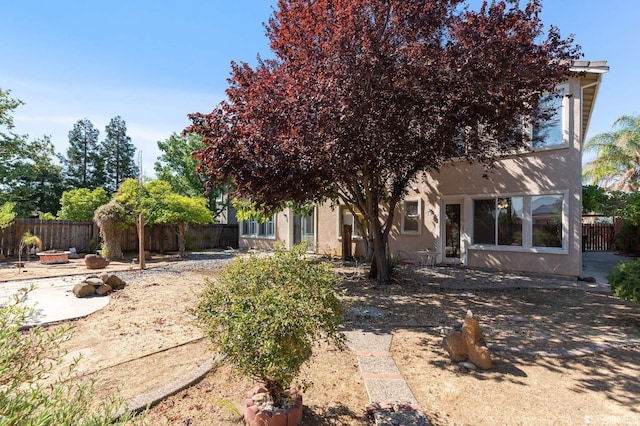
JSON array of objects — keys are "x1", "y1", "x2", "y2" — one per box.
[
  {"x1": 463, "y1": 312, "x2": 493, "y2": 370},
  {"x1": 442, "y1": 329, "x2": 467, "y2": 362},
  {"x1": 95, "y1": 283, "x2": 112, "y2": 296},
  {"x1": 103, "y1": 274, "x2": 126, "y2": 289},
  {"x1": 442, "y1": 310, "x2": 492, "y2": 369},
  {"x1": 85, "y1": 277, "x2": 104, "y2": 286},
  {"x1": 73, "y1": 282, "x2": 97, "y2": 298},
  {"x1": 85, "y1": 254, "x2": 109, "y2": 269}
]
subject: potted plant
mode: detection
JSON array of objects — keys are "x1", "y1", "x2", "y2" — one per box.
[{"x1": 194, "y1": 243, "x2": 344, "y2": 425}]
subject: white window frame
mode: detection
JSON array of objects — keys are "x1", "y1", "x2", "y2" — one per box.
[
  {"x1": 470, "y1": 191, "x2": 568, "y2": 254},
  {"x1": 241, "y1": 215, "x2": 276, "y2": 239},
  {"x1": 338, "y1": 206, "x2": 363, "y2": 239},
  {"x1": 401, "y1": 199, "x2": 422, "y2": 235}
]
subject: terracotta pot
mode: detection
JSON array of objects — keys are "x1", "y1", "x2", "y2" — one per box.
[{"x1": 244, "y1": 385, "x2": 303, "y2": 426}]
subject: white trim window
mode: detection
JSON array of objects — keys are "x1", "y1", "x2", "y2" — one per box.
[
  {"x1": 531, "y1": 84, "x2": 569, "y2": 150},
  {"x1": 241, "y1": 215, "x2": 275, "y2": 238},
  {"x1": 401, "y1": 199, "x2": 422, "y2": 234},
  {"x1": 472, "y1": 192, "x2": 566, "y2": 252},
  {"x1": 339, "y1": 206, "x2": 363, "y2": 239},
  {"x1": 474, "y1": 197, "x2": 524, "y2": 246}
]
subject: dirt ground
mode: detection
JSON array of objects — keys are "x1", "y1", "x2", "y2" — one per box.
[{"x1": 3, "y1": 254, "x2": 640, "y2": 425}]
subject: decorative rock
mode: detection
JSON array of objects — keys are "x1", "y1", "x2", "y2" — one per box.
[
  {"x1": 463, "y1": 312, "x2": 492, "y2": 370},
  {"x1": 73, "y1": 282, "x2": 97, "y2": 298},
  {"x1": 144, "y1": 250, "x2": 152, "y2": 261},
  {"x1": 442, "y1": 310, "x2": 493, "y2": 370},
  {"x1": 442, "y1": 330, "x2": 467, "y2": 362},
  {"x1": 103, "y1": 274, "x2": 127, "y2": 289},
  {"x1": 244, "y1": 385, "x2": 303, "y2": 426},
  {"x1": 252, "y1": 392, "x2": 269, "y2": 403},
  {"x1": 85, "y1": 277, "x2": 104, "y2": 286},
  {"x1": 85, "y1": 254, "x2": 109, "y2": 269},
  {"x1": 367, "y1": 402, "x2": 430, "y2": 426},
  {"x1": 96, "y1": 284, "x2": 112, "y2": 296}
]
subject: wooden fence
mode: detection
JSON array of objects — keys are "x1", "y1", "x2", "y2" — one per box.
[
  {"x1": 0, "y1": 219, "x2": 238, "y2": 257},
  {"x1": 120, "y1": 223, "x2": 239, "y2": 253},
  {"x1": 582, "y1": 222, "x2": 615, "y2": 251}
]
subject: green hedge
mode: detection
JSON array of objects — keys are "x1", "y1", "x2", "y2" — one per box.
[{"x1": 607, "y1": 259, "x2": 640, "y2": 304}]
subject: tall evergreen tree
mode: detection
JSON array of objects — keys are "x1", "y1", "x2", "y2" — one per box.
[
  {"x1": 102, "y1": 116, "x2": 137, "y2": 193},
  {"x1": 6, "y1": 136, "x2": 66, "y2": 217},
  {"x1": 1, "y1": 89, "x2": 65, "y2": 217},
  {"x1": 64, "y1": 118, "x2": 105, "y2": 189},
  {"x1": 0, "y1": 89, "x2": 27, "y2": 192}
]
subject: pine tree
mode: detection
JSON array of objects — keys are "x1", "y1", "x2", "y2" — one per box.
[
  {"x1": 64, "y1": 118, "x2": 105, "y2": 189},
  {"x1": 102, "y1": 116, "x2": 138, "y2": 193}
]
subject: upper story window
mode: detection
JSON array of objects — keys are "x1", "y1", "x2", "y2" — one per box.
[
  {"x1": 531, "y1": 84, "x2": 569, "y2": 150},
  {"x1": 241, "y1": 215, "x2": 275, "y2": 238},
  {"x1": 401, "y1": 200, "x2": 421, "y2": 234}
]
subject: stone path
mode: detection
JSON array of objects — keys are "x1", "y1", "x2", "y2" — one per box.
[{"x1": 345, "y1": 329, "x2": 431, "y2": 426}]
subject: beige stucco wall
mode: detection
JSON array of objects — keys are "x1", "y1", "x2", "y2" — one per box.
[
  {"x1": 423, "y1": 76, "x2": 583, "y2": 276},
  {"x1": 427, "y1": 146, "x2": 582, "y2": 276},
  {"x1": 315, "y1": 204, "x2": 369, "y2": 257}
]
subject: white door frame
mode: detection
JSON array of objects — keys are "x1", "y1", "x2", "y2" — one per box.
[{"x1": 440, "y1": 197, "x2": 468, "y2": 265}]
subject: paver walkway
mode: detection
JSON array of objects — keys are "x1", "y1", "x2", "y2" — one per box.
[{"x1": 345, "y1": 328, "x2": 431, "y2": 425}]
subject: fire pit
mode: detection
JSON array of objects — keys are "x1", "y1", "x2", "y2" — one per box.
[{"x1": 36, "y1": 250, "x2": 69, "y2": 264}]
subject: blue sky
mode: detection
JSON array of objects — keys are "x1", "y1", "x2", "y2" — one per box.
[{"x1": 1, "y1": 1, "x2": 637, "y2": 176}]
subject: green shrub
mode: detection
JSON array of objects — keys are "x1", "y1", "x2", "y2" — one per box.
[
  {"x1": 387, "y1": 254, "x2": 400, "y2": 277},
  {"x1": 607, "y1": 259, "x2": 640, "y2": 304},
  {"x1": 194, "y1": 243, "x2": 344, "y2": 407},
  {"x1": 614, "y1": 220, "x2": 639, "y2": 254},
  {"x1": 0, "y1": 287, "x2": 140, "y2": 425},
  {"x1": 88, "y1": 236, "x2": 102, "y2": 254}
]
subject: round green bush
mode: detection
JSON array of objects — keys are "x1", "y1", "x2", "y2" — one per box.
[
  {"x1": 607, "y1": 258, "x2": 640, "y2": 304},
  {"x1": 194, "y1": 244, "x2": 344, "y2": 407}
]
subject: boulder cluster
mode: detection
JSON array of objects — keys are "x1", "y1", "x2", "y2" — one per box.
[
  {"x1": 72, "y1": 273, "x2": 126, "y2": 298},
  {"x1": 442, "y1": 310, "x2": 493, "y2": 370}
]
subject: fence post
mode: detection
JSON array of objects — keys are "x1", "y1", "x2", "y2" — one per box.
[{"x1": 138, "y1": 214, "x2": 146, "y2": 269}]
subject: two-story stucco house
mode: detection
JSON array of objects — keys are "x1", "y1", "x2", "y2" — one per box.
[{"x1": 238, "y1": 60, "x2": 608, "y2": 278}]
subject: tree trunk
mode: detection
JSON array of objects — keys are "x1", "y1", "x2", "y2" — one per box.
[
  {"x1": 177, "y1": 223, "x2": 187, "y2": 258},
  {"x1": 366, "y1": 211, "x2": 390, "y2": 282}
]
